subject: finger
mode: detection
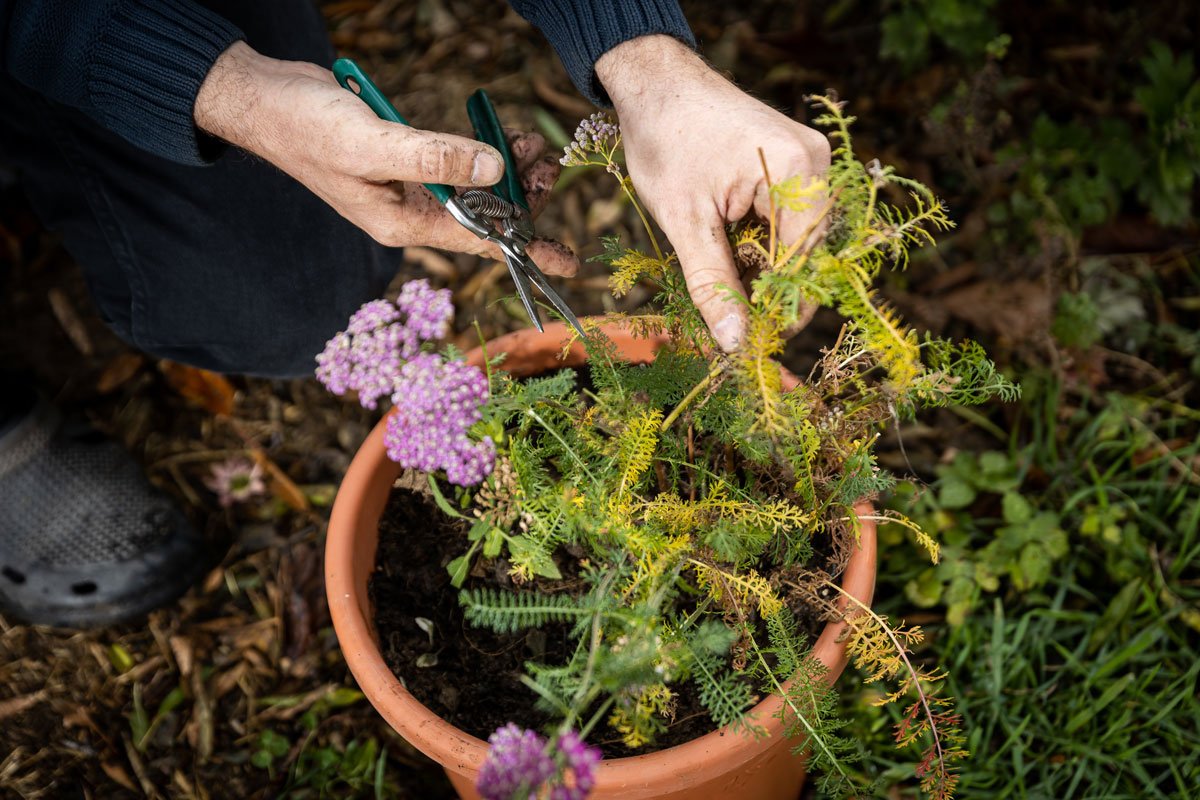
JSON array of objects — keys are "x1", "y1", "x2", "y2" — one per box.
[
  {"x1": 776, "y1": 175, "x2": 832, "y2": 255},
  {"x1": 358, "y1": 124, "x2": 504, "y2": 186},
  {"x1": 504, "y1": 129, "x2": 547, "y2": 174},
  {"x1": 672, "y1": 215, "x2": 748, "y2": 352},
  {"x1": 526, "y1": 239, "x2": 580, "y2": 278},
  {"x1": 521, "y1": 156, "x2": 561, "y2": 218},
  {"x1": 372, "y1": 184, "x2": 579, "y2": 279},
  {"x1": 770, "y1": 134, "x2": 833, "y2": 252}
]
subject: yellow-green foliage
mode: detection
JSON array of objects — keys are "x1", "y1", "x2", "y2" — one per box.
[
  {"x1": 449, "y1": 96, "x2": 1014, "y2": 800},
  {"x1": 642, "y1": 483, "x2": 813, "y2": 537},
  {"x1": 608, "y1": 684, "x2": 676, "y2": 748},
  {"x1": 609, "y1": 250, "x2": 675, "y2": 297},
  {"x1": 610, "y1": 408, "x2": 662, "y2": 507},
  {"x1": 691, "y1": 560, "x2": 785, "y2": 619}
]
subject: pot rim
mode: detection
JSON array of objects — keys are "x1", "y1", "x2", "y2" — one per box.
[{"x1": 326, "y1": 318, "x2": 877, "y2": 790}]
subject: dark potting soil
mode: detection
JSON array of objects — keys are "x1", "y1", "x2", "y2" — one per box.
[
  {"x1": 370, "y1": 487, "x2": 721, "y2": 757},
  {"x1": 370, "y1": 486, "x2": 837, "y2": 759}
]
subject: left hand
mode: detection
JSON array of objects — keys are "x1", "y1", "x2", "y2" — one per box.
[{"x1": 596, "y1": 36, "x2": 831, "y2": 351}]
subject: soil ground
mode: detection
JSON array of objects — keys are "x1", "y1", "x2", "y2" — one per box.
[{"x1": 1, "y1": 1, "x2": 1195, "y2": 798}]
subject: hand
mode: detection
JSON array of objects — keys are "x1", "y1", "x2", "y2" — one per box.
[
  {"x1": 596, "y1": 36, "x2": 831, "y2": 351},
  {"x1": 194, "y1": 42, "x2": 579, "y2": 277}
]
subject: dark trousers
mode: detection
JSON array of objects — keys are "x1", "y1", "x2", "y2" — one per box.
[{"x1": 0, "y1": 1, "x2": 404, "y2": 378}]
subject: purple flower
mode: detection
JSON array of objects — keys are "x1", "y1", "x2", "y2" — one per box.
[
  {"x1": 560, "y1": 113, "x2": 620, "y2": 167},
  {"x1": 204, "y1": 457, "x2": 266, "y2": 508},
  {"x1": 549, "y1": 730, "x2": 602, "y2": 800},
  {"x1": 397, "y1": 279, "x2": 454, "y2": 340},
  {"x1": 477, "y1": 726, "x2": 602, "y2": 800},
  {"x1": 384, "y1": 354, "x2": 495, "y2": 486},
  {"x1": 477, "y1": 724, "x2": 555, "y2": 800},
  {"x1": 346, "y1": 299, "x2": 401, "y2": 335},
  {"x1": 315, "y1": 280, "x2": 453, "y2": 409}
]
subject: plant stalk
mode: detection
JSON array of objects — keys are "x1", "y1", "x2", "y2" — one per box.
[{"x1": 661, "y1": 361, "x2": 725, "y2": 432}]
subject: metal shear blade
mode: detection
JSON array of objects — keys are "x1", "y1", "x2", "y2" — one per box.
[{"x1": 510, "y1": 255, "x2": 585, "y2": 337}]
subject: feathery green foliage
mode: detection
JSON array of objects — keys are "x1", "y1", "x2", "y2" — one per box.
[{"x1": 423, "y1": 98, "x2": 1017, "y2": 798}]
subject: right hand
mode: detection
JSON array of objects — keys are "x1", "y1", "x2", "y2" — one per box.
[{"x1": 194, "y1": 42, "x2": 579, "y2": 277}]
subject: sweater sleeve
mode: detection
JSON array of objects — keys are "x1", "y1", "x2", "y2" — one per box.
[
  {"x1": 509, "y1": 0, "x2": 696, "y2": 106},
  {"x1": 1, "y1": 0, "x2": 244, "y2": 165}
]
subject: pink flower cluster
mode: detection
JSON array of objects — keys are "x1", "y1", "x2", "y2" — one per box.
[
  {"x1": 316, "y1": 281, "x2": 494, "y2": 486},
  {"x1": 476, "y1": 724, "x2": 601, "y2": 800},
  {"x1": 317, "y1": 282, "x2": 453, "y2": 409},
  {"x1": 384, "y1": 353, "x2": 495, "y2": 486}
]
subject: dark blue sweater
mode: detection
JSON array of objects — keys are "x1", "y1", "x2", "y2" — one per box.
[{"x1": 0, "y1": 0, "x2": 694, "y2": 166}]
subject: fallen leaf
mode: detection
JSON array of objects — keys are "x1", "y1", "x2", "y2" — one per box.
[
  {"x1": 170, "y1": 635, "x2": 194, "y2": 680},
  {"x1": 0, "y1": 690, "x2": 46, "y2": 723},
  {"x1": 160, "y1": 361, "x2": 236, "y2": 416},
  {"x1": 405, "y1": 246, "x2": 458, "y2": 281},
  {"x1": 101, "y1": 761, "x2": 139, "y2": 793},
  {"x1": 48, "y1": 288, "x2": 93, "y2": 356},
  {"x1": 249, "y1": 448, "x2": 310, "y2": 511},
  {"x1": 213, "y1": 662, "x2": 249, "y2": 701},
  {"x1": 940, "y1": 279, "x2": 1053, "y2": 343},
  {"x1": 96, "y1": 353, "x2": 146, "y2": 394},
  {"x1": 587, "y1": 197, "x2": 625, "y2": 236},
  {"x1": 531, "y1": 74, "x2": 595, "y2": 119}
]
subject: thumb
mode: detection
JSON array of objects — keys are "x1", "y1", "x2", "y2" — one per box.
[
  {"x1": 361, "y1": 124, "x2": 504, "y2": 187},
  {"x1": 673, "y1": 219, "x2": 748, "y2": 352}
]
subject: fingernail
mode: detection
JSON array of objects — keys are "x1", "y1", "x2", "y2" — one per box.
[
  {"x1": 712, "y1": 314, "x2": 744, "y2": 352},
  {"x1": 471, "y1": 153, "x2": 502, "y2": 184}
]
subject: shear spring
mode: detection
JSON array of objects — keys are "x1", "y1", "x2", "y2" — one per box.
[{"x1": 461, "y1": 190, "x2": 517, "y2": 220}]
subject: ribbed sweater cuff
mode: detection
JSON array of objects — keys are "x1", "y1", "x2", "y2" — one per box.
[
  {"x1": 88, "y1": 0, "x2": 244, "y2": 166},
  {"x1": 513, "y1": 1, "x2": 696, "y2": 106}
]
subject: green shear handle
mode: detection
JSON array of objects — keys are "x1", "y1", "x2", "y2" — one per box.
[
  {"x1": 332, "y1": 59, "x2": 523, "y2": 207},
  {"x1": 331, "y1": 58, "x2": 585, "y2": 338}
]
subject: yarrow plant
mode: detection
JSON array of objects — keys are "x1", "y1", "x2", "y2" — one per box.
[
  {"x1": 316, "y1": 279, "x2": 494, "y2": 486},
  {"x1": 476, "y1": 724, "x2": 600, "y2": 800},
  {"x1": 320, "y1": 98, "x2": 1018, "y2": 800}
]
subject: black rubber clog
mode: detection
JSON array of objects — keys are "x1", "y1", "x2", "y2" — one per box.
[{"x1": 0, "y1": 393, "x2": 212, "y2": 627}]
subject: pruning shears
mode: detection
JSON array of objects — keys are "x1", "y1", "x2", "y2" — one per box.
[{"x1": 332, "y1": 59, "x2": 584, "y2": 337}]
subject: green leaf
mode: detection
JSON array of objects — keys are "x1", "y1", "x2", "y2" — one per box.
[
  {"x1": 324, "y1": 687, "x2": 365, "y2": 708},
  {"x1": 938, "y1": 475, "x2": 976, "y2": 509},
  {"x1": 1002, "y1": 492, "x2": 1033, "y2": 524},
  {"x1": 1088, "y1": 579, "x2": 1143, "y2": 654},
  {"x1": 977, "y1": 450, "x2": 1010, "y2": 476},
  {"x1": 690, "y1": 620, "x2": 738, "y2": 656},
  {"x1": 482, "y1": 527, "x2": 504, "y2": 559},
  {"x1": 1043, "y1": 524, "x2": 1069, "y2": 558},
  {"x1": 508, "y1": 535, "x2": 562, "y2": 580},
  {"x1": 447, "y1": 554, "x2": 472, "y2": 589},
  {"x1": 108, "y1": 643, "x2": 135, "y2": 673},
  {"x1": 128, "y1": 684, "x2": 149, "y2": 749},
  {"x1": 1065, "y1": 673, "x2": 1137, "y2": 734},
  {"x1": 947, "y1": 600, "x2": 971, "y2": 626},
  {"x1": 260, "y1": 728, "x2": 290, "y2": 757},
  {"x1": 905, "y1": 568, "x2": 943, "y2": 607},
  {"x1": 427, "y1": 475, "x2": 469, "y2": 520},
  {"x1": 250, "y1": 750, "x2": 274, "y2": 769},
  {"x1": 1015, "y1": 542, "x2": 1052, "y2": 590}
]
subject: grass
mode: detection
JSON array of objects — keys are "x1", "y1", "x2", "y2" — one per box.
[{"x1": 844, "y1": 305, "x2": 1200, "y2": 798}]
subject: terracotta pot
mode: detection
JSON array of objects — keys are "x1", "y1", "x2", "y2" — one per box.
[{"x1": 327, "y1": 319, "x2": 878, "y2": 800}]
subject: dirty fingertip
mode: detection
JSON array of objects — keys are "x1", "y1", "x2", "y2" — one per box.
[
  {"x1": 528, "y1": 239, "x2": 581, "y2": 278},
  {"x1": 711, "y1": 312, "x2": 746, "y2": 352}
]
